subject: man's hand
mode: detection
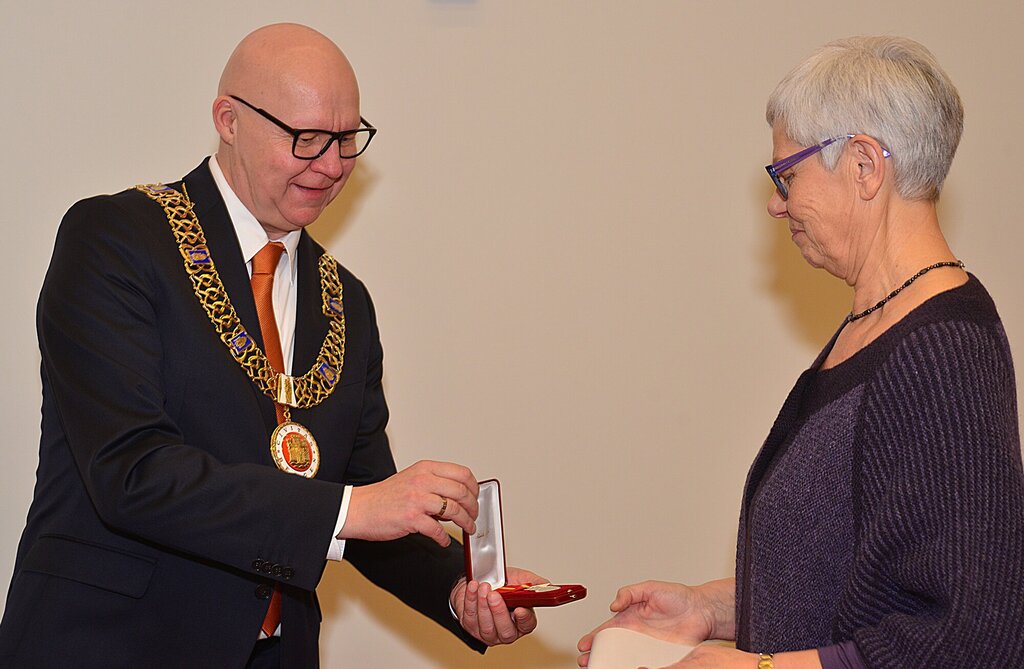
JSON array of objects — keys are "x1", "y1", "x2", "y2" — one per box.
[
  {"x1": 578, "y1": 579, "x2": 734, "y2": 667},
  {"x1": 339, "y1": 460, "x2": 479, "y2": 547},
  {"x1": 452, "y1": 566, "x2": 543, "y2": 646}
]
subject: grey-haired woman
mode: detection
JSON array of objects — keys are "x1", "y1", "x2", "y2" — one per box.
[{"x1": 580, "y1": 35, "x2": 1024, "y2": 669}]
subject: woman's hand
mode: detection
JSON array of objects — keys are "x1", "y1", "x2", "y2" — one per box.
[
  {"x1": 577, "y1": 578, "x2": 736, "y2": 668},
  {"x1": 649, "y1": 647, "x2": 822, "y2": 669}
]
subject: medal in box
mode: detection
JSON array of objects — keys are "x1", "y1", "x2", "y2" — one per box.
[{"x1": 463, "y1": 479, "x2": 587, "y2": 608}]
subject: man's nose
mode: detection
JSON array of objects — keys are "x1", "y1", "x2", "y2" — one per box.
[{"x1": 310, "y1": 141, "x2": 346, "y2": 179}]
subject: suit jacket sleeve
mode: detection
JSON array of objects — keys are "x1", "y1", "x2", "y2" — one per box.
[{"x1": 331, "y1": 281, "x2": 485, "y2": 650}]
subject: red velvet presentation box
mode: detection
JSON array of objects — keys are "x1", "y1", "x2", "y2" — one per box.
[{"x1": 463, "y1": 479, "x2": 587, "y2": 608}]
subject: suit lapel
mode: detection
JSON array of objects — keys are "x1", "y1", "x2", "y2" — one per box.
[{"x1": 181, "y1": 161, "x2": 262, "y2": 346}]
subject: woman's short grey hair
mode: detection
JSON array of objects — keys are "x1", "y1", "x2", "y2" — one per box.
[{"x1": 766, "y1": 36, "x2": 963, "y2": 201}]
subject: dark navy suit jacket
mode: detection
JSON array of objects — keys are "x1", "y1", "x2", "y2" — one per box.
[{"x1": 0, "y1": 160, "x2": 481, "y2": 668}]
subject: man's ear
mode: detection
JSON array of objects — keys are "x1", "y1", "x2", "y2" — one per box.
[
  {"x1": 212, "y1": 96, "x2": 238, "y2": 145},
  {"x1": 849, "y1": 134, "x2": 888, "y2": 200}
]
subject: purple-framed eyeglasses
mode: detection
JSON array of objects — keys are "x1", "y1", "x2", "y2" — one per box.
[{"x1": 765, "y1": 134, "x2": 891, "y2": 200}]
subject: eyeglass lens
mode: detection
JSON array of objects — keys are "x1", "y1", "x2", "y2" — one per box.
[{"x1": 294, "y1": 129, "x2": 373, "y2": 160}]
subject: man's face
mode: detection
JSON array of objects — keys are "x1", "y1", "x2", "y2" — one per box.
[{"x1": 225, "y1": 89, "x2": 360, "y2": 239}]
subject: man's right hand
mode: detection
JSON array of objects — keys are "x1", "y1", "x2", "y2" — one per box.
[{"x1": 338, "y1": 460, "x2": 479, "y2": 547}]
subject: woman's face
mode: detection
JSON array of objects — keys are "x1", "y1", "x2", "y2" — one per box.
[{"x1": 767, "y1": 126, "x2": 860, "y2": 278}]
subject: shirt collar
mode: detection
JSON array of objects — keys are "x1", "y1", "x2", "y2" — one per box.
[{"x1": 208, "y1": 154, "x2": 300, "y2": 283}]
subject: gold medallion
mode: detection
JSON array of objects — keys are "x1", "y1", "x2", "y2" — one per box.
[{"x1": 270, "y1": 421, "x2": 320, "y2": 478}]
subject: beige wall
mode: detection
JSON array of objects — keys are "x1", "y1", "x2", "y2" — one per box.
[{"x1": 2, "y1": 2, "x2": 1022, "y2": 667}]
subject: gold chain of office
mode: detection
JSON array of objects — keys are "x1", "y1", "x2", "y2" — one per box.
[{"x1": 135, "y1": 183, "x2": 346, "y2": 411}]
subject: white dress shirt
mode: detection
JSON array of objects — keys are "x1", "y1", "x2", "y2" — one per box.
[{"x1": 209, "y1": 155, "x2": 351, "y2": 563}]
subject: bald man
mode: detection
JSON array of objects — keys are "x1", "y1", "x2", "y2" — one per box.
[{"x1": 0, "y1": 24, "x2": 538, "y2": 668}]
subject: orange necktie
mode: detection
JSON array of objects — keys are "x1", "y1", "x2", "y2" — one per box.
[{"x1": 251, "y1": 242, "x2": 286, "y2": 636}]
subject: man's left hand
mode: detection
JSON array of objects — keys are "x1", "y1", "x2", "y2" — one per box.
[{"x1": 451, "y1": 566, "x2": 543, "y2": 645}]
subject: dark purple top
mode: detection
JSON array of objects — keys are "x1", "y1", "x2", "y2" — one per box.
[{"x1": 735, "y1": 276, "x2": 1024, "y2": 668}]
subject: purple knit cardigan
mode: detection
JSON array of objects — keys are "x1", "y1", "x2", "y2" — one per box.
[{"x1": 735, "y1": 276, "x2": 1024, "y2": 668}]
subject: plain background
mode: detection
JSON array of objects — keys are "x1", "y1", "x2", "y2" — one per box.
[{"x1": 2, "y1": 2, "x2": 1022, "y2": 667}]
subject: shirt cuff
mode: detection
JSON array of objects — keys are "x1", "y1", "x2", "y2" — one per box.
[
  {"x1": 449, "y1": 575, "x2": 467, "y2": 620},
  {"x1": 326, "y1": 485, "x2": 353, "y2": 561}
]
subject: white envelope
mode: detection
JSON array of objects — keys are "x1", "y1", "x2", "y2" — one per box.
[{"x1": 587, "y1": 627, "x2": 695, "y2": 669}]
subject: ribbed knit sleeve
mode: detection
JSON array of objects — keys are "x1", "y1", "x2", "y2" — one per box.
[{"x1": 848, "y1": 319, "x2": 1024, "y2": 666}]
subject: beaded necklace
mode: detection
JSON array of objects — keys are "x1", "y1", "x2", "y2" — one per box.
[{"x1": 848, "y1": 260, "x2": 965, "y2": 322}]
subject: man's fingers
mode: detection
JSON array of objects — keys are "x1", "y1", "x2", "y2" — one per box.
[
  {"x1": 513, "y1": 607, "x2": 537, "y2": 635},
  {"x1": 459, "y1": 580, "x2": 533, "y2": 646},
  {"x1": 422, "y1": 492, "x2": 476, "y2": 536},
  {"x1": 414, "y1": 460, "x2": 478, "y2": 492},
  {"x1": 429, "y1": 478, "x2": 478, "y2": 519},
  {"x1": 405, "y1": 461, "x2": 479, "y2": 520},
  {"x1": 475, "y1": 583, "x2": 497, "y2": 639},
  {"x1": 506, "y1": 567, "x2": 547, "y2": 586},
  {"x1": 486, "y1": 590, "x2": 518, "y2": 643},
  {"x1": 462, "y1": 580, "x2": 479, "y2": 623},
  {"x1": 449, "y1": 509, "x2": 477, "y2": 536},
  {"x1": 413, "y1": 516, "x2": 452, "y2": 547},
  {"x1": 435, "y1": 461, "x2": 479, "y2": 492}
]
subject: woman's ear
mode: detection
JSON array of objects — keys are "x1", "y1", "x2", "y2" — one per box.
[{"x1": 849, "y1": 135, "x2": 888, "y2": 200}]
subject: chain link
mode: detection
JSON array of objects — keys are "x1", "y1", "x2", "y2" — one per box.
[{"x1": 136, "y1": 183, "x2": 346, "y2": 409}]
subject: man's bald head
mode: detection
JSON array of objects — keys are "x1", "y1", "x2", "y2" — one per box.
[
  {"x1": 218, "y1": 23, "x2": 358, "y2": 109},
  {"x1": 212, "y1": 24, "x2": 365, "y2": 239}
]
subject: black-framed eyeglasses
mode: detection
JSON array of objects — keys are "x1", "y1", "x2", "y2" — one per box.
[
  {"x1": 765, "y1": 134, "x2": 891, "y2": 200},
  {"x1": 229, "y1": 95, "x2": 377, "y2": 160}
]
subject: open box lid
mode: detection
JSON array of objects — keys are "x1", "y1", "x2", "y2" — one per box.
[
  {"x1": 463, "y1": 479, "x2": 507, "y2": 588},
  {"x1": 462, "y1": 478, "x2": 588, "y2": 608}
]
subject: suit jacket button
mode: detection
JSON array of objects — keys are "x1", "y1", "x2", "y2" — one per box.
[
  {"x1": 255, "y1": 584, "x2": 272, "y2": 600},
  {"x1": 252, "y1": 559, "x2": 265, "y2": 571},
  {"x1": 282, "y1": 568, "x2": 295, "y2": 581},
  {"x1": 262, "y1": 562, "x2": 275, "y2": 575},
  {"x1": 272, "y1": 565, "x2": 283, "y2": 576}
]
